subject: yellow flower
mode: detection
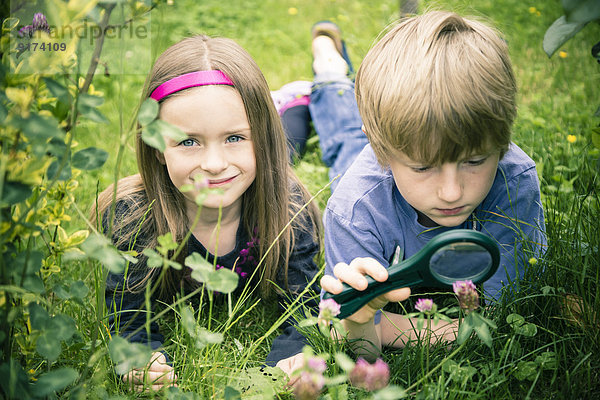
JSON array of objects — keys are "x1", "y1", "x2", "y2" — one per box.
[
  {"x1": 559, "y1": 51, "x2": 568, "y2": 58},
  {"x1": 567, "y1": 134, "x2": 577, "y2": 143},
  {"x1": 528, "y1": 257, "x2": 538, "y2": 265},
  {"x1": 528, "y1": 7, "x2": 537, "y2": 13},
  {"x1": 288, "y1": 7, "x2": 298, "y2": 15},
  {"x1": 536, "y1": 11, "x2": 541, "y2": 16}
]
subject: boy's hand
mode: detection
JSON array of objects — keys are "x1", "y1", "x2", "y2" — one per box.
[
  {"x1": 123, "y1": 351, "x2": 177, "y2": 392},
  {"x1": 321, "y1": 257, "x2": 411, "y2": 324}
]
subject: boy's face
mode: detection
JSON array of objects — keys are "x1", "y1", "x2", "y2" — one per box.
[{"x1": 388, "y1": 150, "x2": 500, "y2": 227}]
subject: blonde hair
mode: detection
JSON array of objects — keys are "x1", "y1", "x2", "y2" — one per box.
[
  {"x1": 94, "y1": 35, "x2": 320, "y2": 299},
  {"x1": 356, "y1": 11, "x2": 516, "y2": 166}
]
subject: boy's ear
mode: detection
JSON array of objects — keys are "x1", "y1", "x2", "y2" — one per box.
[{"x1": 155, "y1": 150, "x2": 165, "y2": 164}]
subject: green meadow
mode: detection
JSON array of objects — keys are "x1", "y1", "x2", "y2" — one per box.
[{"x1": 1, "y1": 0, "x2": 599, "y2": 398}]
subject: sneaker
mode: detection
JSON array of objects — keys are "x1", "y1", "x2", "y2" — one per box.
[
  {"x1": 270, "y1": 80, "x2": 312, "y2": 115},
  {"x1": 311, "y1": 21, "x2": 354, "y2": 75}
]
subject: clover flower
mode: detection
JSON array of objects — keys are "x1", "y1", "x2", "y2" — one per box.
[
  {"x1": 349, "y1": 358, "x2": 390, "y2": 391},
  {"x1": 306, "y1": 356, "x2": 327, "y2": 374},
  {"x1": 294, "y1": 371, "x2": 325, "y2": 400},
  {"x1": 18, "y1": 25, "x2": 33, "y2": 38},
  {"x1": 32, "y1": 13, "x2": 50, "y2": 34},
  {"x1": 415, "y1": 298, "x2": 434, "y2": 313},
  {"x1": 318, "y1": 298, "x2": 341, "y2": 321},
  {"x1": 453, "y1": 280, "x2": 479, "y2": 312}
]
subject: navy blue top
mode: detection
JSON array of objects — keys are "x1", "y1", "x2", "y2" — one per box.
[{"x1": 105, "y1": 191, "x2": 320, "y2": 366}]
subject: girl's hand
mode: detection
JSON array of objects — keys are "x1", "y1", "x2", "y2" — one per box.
[
  {"x1": 320, "y1": 257, "x2": 411, "y2": 324},
  {"x1": 275, "y1": 352, "x2": 305, "y2": 387},
  {"x1": 123, "y1": 351, "x2": 177, "y2": 392}
]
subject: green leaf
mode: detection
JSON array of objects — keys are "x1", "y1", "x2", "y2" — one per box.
[
  {"x1": 206, "y1": 268, "x2": 239, "y2": 293},
  {"x1": 142, "y1": 124, "x2": 166, "y2": 152},
  {"x1": 70, "y1": 280, "x2": 89, "y2": 299},
  {"x1": 138, "y1": 98, "x2": 159, "y2": 126},
  {"x1": 81, "y1": 234, "x2": 125, "y2": 273},
  {"x1": 108, "y1": 337, "x2": 152, "y2": 375},
  {"x1": 372, "y1": 385, "x2": 407, "y2": 399},
  {"x1": 47, "y1": 158, "x2": 72, "y2": 181},
  {"x1": 224, "y1": 386, "x2": 242, "y2": 400},
  {"x1": 535, "y1": 351, "x2": 558, "y2": 370},
  {"x1": 43, "y1": 77, "x2": 71, "y2": 103},
  {"x1": 298, "y1": 316, "x2": 318, "y2": 327},
  {"x1": 0, "y1": 102, "x2": 7, "y2": 123},
  {"x1": 142, "y1": 248, "x2": 163, "y2": 268},
  {"x1": 591, "y1": 127, "x2": 600, "y2": 148},
  {"x1": 77, "y1": 93, "x2": 109, "y2": 123},
  {"x1": 543, "y1": 16, "x2": 587, "y2": 57},
  {"x1": 17, "y1": 114, "x2": 64, "y2": 141},
  {"x1": 334, "y1": 352, "x2": 356, "y2": 373},
  {"x1": 514, "y1": 361, "x2": 539, "y2": 381},
  {"x1": 1, "y1": 181, "x2": 32, "y2": 205},
  {"x1": 472, "y1": 318, "x2": 493, "y2": 348},
  {"x1": 157, "y1": 232, "x2": 178, "y2": 254},
  {"x1": 563, "y1": 0, "x2": 600, "y2": 24},
  {"x1": 32, "y1": 367, "x2": 78, "y2": 397},
  {"x1": 47, "y1": 314, "x2": 77, "y2": 341},
  {"x1": 186, "y1": 252, "x2": 213, "y2": 282},
  {"x1": 29, "y1": 303, "x2": 50, "y2": 331},
  {"x1": 36, "y1": 332, "x2": 62, "y2": 361},
  {"x1": 72, "y1": 147, "x2": 108, "y2": 170},
  {"x1": 180, "y1": 306, "x2": 198, "y2": 337},
  {"x1": 195, "y1": 327, "x2": 224, "y2": 347},
  {"x1": 143, "y1": 119, "x2": 187, "y2": 152}
]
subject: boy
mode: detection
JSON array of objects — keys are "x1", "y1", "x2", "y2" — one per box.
[{"x1": 319, "y1": 11, "x2": 546, "y2": 359}]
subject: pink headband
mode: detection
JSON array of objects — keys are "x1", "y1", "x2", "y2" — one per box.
[{"x1": 150, "y1": 70, "x2": 234, "y2": 101}]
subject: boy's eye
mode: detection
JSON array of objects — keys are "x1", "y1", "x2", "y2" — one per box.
[
  {"x1": 226, "y1": 135, "x2": 244, "y2": 143},
  {"x1": 465, "y1": 157, "x2": 487, "y2": 166},
  {"x1": 179, "y1": 138, "x2": 195, "y2": 147},
  {"x1": 411, "y1": 166, "x2": 431, "y2": 173}
]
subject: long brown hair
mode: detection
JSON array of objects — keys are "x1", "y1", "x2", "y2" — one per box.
[{"x1": 94, "y1": 35, "x2": 321, "y2": 299}]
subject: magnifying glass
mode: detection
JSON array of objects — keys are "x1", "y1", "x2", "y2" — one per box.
[{"x1": 323, "y1": 229, "x2": 500, "y2": 319}]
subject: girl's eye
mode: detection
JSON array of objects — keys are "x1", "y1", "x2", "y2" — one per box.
[
  {"x1": 179, "y1": 138, "x2": 196, "y2": 147},
  {"x1": 226, "y1": 135, "x2": 244, "y2": 143}
]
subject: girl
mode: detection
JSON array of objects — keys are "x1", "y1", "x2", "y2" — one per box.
[{"x1": 94, "y1": 35, "x2": 321, "y2": 391}]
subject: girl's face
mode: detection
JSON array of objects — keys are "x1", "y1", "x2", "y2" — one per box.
[{"x1": 157, "y1": 85, "x2": 256, "y2": 216}]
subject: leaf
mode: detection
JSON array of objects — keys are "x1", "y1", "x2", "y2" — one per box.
[
  {"x1": 157, "y1": 232, "x2": 178, "y2": 254},
  {"x1": 77, "y1": 93, "x2": 109, "y2": 123},
  {"x1": 298, "y1": 317, "x2": 318, "y2": 327},
  {"x1": 472, "y1": 317, "x2": 493, "y2": 348},
  {"x1": 372, "y1": 385, "x2": 407, "y2": 399},
  {"x1": 81, "y1": 234, "x2": 125, "y2": 273},
  {"x1": 591, "y1": 127, "x2": 600, "y2": 148},
  {"x1": 563, "y1": 0, "x2": 600, "y2": 24},
  {"x1": 0, "y1": 102, "x2": 7, "y2": 123},
  {"x1": 47, "y1": 158, "x2": 72, "y2": 181},
  {"x1": 543, "y1": 16, "x2": 587, "y2": 57},
  {"x1": 142, "y1": 248, "x2": 163, "y2": 268},
  {"x1": 16, "y1": 114, "x2": 64, "y2": 141},
  {"x1": 43, "y1": 77, "x2": 71, "y2": 103},
  {"x1": 143, "y1": 119, "x2": 187, "y2": 152},
  {"x1": 72, "y1": 147, "x2": 108, "y2": 170},
  {"x1": 194, "y1": 327, "x2": 224, "y2": 349},
  {"x1": 36, "y1": 332, "x2": 62, "y2": 361},
  {"x1": 224, "y1": 386, "x2": 242, "y2": 400},
  {"x1": 70, "y1": 280, "x2": 89, "y2": 299},
  {"x1": 334, "y1": 352, "x2": 356, "y2": 373},
  {"x1": 142, "y1": 125, "x2": 166, "y2": 152},
  {"x1": 138, "y1": 98, "x2": 159, "y2": 126},
  {"x1": 206, "y1": 268, "x2": 239, "y2": 294},
  {"x1": 108, "y1": 336, "x2": 152, "y2": 375},
  {"x1": 32, "y1": 367, "x2": 79, "y2": 397},
  {"x1": 514, "y1": 361, "x2": 538, "y2": 381},
  {"x1": 47, "y1": 314, "x2": 77, "y2": 341},
  {"x1": 29, "y1": 303, "x2": 50, "y2": 331},
  {"x1": 1, "y1": 181, "x2": 32, "y2": 205},
  {"x1": 186, "y1": 252, "x2": 214, "y2": 282}
]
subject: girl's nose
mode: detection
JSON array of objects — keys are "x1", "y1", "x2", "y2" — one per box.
[
  {"x1": 437, "y1": 165, "x2": 463, "y2": 203},
  {"x1": 200, "y1": 147, "x2": 228, "y2": 175}
]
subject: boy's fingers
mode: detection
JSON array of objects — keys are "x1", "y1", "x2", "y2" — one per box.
[
  {"x1": 320, "y1": 275, "x2": 343, "y2": 294},
  {"x1": 384, "y1": 287, "x2": 411, "y2": 302}
]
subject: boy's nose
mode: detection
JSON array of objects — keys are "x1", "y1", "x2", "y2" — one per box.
[
  {"x1": 437, "y1": 167, "x2": 463, "y2": 203},
  {"x1": 200, "y1": 147, "x2": 228, "y2": 175}
]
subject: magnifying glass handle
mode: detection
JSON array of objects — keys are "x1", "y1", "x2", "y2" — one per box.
[{"x1": 323, "y1": 273, "x2": 421, "y2": 320}]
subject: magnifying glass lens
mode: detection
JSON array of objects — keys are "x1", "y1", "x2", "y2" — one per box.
[{"x1": 429, "y1": 243, "x2": 492, "y2": 283}]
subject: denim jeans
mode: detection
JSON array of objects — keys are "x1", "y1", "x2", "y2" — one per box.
[{"x1": 309, "y1": 74, "x2": 369, "y2": 192}]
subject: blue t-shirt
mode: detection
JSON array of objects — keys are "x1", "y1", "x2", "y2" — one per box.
[{"x1": 323, "y1": 143, "x2": 546, "y2": 306}]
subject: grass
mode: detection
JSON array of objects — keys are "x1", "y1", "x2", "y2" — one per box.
[{"x1": 11, "y1": 0, "x2": 600, "y2": 398}]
